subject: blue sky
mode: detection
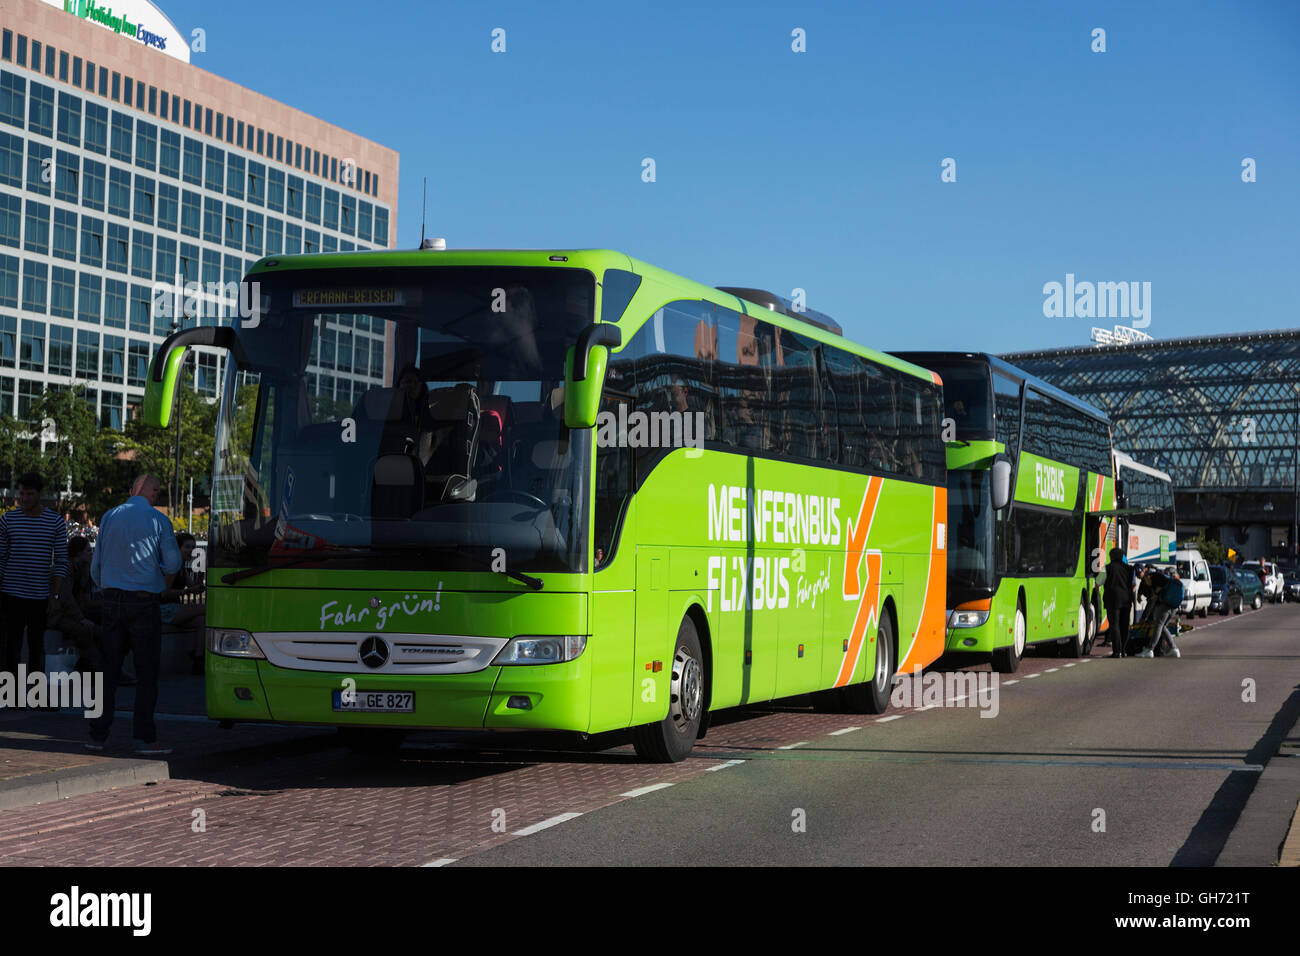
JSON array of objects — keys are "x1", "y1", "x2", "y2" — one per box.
[{"x1": 164, "y1": 0, "x2": 1297, "y2": 353}]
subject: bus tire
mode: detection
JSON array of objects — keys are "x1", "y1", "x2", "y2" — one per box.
[
  {"x1": 1062, "y1": 599, "x2": 1087, "y2": 658},
  {"x1": 337, "y1": 727, "x2": 407, "y2": 754},
  {"x1": 632, "y1": 616, "x2": 704, "y2": 763},
  {"x1": 1089, "y1": 593, "x2": 1102, "y2": 654},
  {"x1": 841, "y1": 612, "x2": 896, "y2": 714},
  {"x1": 992, "y1": 603, "x2": 1025, "y2": 674}
]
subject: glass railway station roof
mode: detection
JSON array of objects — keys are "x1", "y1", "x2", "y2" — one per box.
[{"x1": 1002, "y1": 329, "x2": 1300, "y2": 495}]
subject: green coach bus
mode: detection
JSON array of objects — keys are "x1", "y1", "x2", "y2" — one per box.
[
  {"x1": 146, "y1": 248, "x2": 948, "y2": 761},
  {"x1": 891, "y1": 352, "x2": 1115, "y2": 672}
]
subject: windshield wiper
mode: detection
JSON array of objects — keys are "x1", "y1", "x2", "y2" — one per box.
[
  {"x1": 221, "y1": 545, "x2": 545, "y2": 590},
  {"x1": 221, "y1": 547, "x2": 417, "y2": 584}
]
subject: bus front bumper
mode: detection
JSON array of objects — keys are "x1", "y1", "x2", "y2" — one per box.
[
  {"x1": 945, "y1": 607, "x2": 1016, "y2": 654},
  {"x1": 206, "y1": 654, "x2": 594, "y2": 733}
]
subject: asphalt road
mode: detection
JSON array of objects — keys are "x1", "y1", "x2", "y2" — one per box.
[
  {"x1": 1, "y1": 604, "x2": 1295, "y2": 866},
  {"x1": 456, "y1": 605, "x2": 1300, "y2": 866}
]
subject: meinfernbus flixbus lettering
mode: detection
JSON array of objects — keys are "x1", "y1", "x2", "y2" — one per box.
[
  {"x1": 144, "y1": 249, "x2": 948, "y2": 762},
  {"x1": 891, "y1": 352, "x2": 1116, "y2": 673}
]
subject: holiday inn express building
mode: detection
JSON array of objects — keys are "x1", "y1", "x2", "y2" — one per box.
[{"x1": 0, "y1": 0, "x2": 398, "y2": 432}]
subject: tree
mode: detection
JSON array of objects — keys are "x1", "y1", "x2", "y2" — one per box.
[
  {"x1": 1197, "y1": 532, "x2": 1227, "y2": 566},
  {"x1": 0, "y1": 412, "x2": 40, "y2": 491},
  {"x1": 31, "y1": 385, "x2": 121, "y2": 514},
  {"x1": 119, "y1": 369, "x2": 217, "y2": 515}
]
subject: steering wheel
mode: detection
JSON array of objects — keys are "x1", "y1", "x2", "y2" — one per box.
[{"x1": 494, "y1": 489, "x2": 549, "y2": 510}]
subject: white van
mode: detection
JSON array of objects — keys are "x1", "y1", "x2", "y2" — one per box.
[{"x1": 1176, "y1": 546, "x2": 1212, "y2": 618}]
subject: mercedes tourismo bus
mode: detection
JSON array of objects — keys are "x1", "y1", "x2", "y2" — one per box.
[
  {"x1": 891, "y1": 352, "x2": 1115, "y2": 672},
  {"x1": 146, "y1": 249, "x2": 948, "y2": 761},
  {"x1": 1113, "y1": 450, "x2": 1176, "y2": 565}
]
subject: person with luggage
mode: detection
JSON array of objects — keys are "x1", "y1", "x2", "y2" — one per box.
[
  {"x1": 1135, "y1": 566, "x2": 1182, "y2": 658},
  {"x1": 1103, "y1": 547, "x2": 1134, "y2": 658}
]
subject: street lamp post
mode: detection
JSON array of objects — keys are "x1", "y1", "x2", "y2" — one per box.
[{"x1": 172, "y1": 314, "x2": 182, "y2": 518}]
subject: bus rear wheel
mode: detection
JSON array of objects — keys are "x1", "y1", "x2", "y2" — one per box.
[
  {"x1": 1062, "y1": 599, "x2": 1087, "y2": 658},
  {"x1": 633, "y1": 616, "x2": 704, "y2": 763},
  {"x1": 992, "y1": 604, "x2": 1025, "y2": 673},
  {"x1": 841, "y1": 612, "x2": 895, "y2": 714}
]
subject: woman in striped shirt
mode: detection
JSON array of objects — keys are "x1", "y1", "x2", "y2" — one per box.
[{"x1": 0, "y1": 472, "x2": 69, "y2": 678}]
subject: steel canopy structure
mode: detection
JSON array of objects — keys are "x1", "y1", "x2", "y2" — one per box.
[{"x1": 1003, "y1": 329, "x2": 1300, "y2": 562}]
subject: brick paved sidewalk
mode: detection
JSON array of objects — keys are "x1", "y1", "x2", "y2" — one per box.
[{"x1": 0, "y1": 674, "x2": 331, "y2": 806}]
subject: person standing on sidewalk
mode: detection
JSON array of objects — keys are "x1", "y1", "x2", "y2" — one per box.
[
  {"x1": 0, "y1": 472, "x2": 69, "y2": 680},
  {"x1": 1103, "y1": 547, "x2": 1134, "y2": 658},
  {"x1": 87, "y1": 474, "x2": 181, "y2": 755}
]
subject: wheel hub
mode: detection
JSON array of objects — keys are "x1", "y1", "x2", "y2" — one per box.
[{"x1": 671, "y1": 649, "x2": 702, "y2": 730}]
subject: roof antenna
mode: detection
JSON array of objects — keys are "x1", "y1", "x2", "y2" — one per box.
[{"x1": 420, "y1": 177, "x2": 427, "y2": 246}]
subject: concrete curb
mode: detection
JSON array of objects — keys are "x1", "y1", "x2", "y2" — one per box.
[{"x1": 0, "y1": 759, "x2": 170, "y2": 812}]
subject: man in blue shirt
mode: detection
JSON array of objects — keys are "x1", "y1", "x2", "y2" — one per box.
[{"x1": 88, "y1": 474, "x2": 182, "y2": 755}]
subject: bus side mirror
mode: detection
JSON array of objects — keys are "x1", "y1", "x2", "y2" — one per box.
[
  {"x1": 144, "y1": 326, "x2": 245, "y2": 427},
  {"x1": 990, "y1": 454, "x2": 1013, "y2": 510},
  {"x1": 564, "y1": 323, "x2": 622, "y2": 430}
]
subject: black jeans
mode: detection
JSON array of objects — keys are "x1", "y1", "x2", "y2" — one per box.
[
  {"x1": 1105, "y1": 600, "x2": 1131, "y2": 655},
  {"x1": 89, "y1": 590, "x2": 163, "y2": 744},
  {"x1": 1, "y1": 594, "x2": 48, "y2": 676}
]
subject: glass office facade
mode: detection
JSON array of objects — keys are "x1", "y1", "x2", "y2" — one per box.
[{"x1": 0, "y1": 24, "x2": 394, "y2": 432}]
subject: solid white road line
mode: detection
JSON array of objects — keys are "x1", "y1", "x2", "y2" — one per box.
[
  {"x1": 705, "y1": 759, "x2": 746, "y2": 771},
  {"x1": 512, "y1": 812, "x2": 583, "y2": 836},
  {"x1": 1045, "y1": 667, "x2": 1059, "y2": 673},
  {"x1": 876, "y1": 715, "x2": 904, "y2": 723},
  {"x1": 1003, "y1": 679, "x2": 1019, "y2": 685},
  {"x1": 422, "y1": 858, "x2": 457, "y2": 867},
  {"x1": 828, "y1": 726, "x2": 861, "y2": 736},
  {"x1": 620, "y1": 782, "x2": 674, "y2": 798},
  {"x1": 1025, "y1": 673, "x2": 1041, "y2": 679},
  {"x1": 777, "y1": 741, "x2": 809, "y2": 750}
]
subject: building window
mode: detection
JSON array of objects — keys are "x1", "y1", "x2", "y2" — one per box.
[
  {"x1": 129, "y1": 283, "x2": 149, "y2": 333},
  {"x1": 123, "y1": 75, "x2": 133, "y2": 106},
  {"x1": 76, "y1": 329, "x2": 99, "y2": 379},
  {"x1": 178, "y1": 242, "x2": 198, "y2": 283},
  {"x1": 54, "y1": 149, "x2": 78, "y2": 203},
  {"x1": 50, "y1": 266, "x2": 74, "y2": 318},
  {"x1": 373, "y1": 207, "x2": 388, "y2": 246},
  {"x1": 131, "y1": 229, "x2": 153, "y2": 278},
  {"x1": 182, "y1": 99, "x2": 190, "y2": 127},
  {"x1": 17, "y1": 377, "x2": 42, "y2": 419},
  {"x1": 226, "y1": 153, "x2": 244, "y2": 200},
  {"x1": 98, "y1": 67, "x2": 107, "y2": 98},
  {"x1": 267, "y1": 167, "x2": 285, "y2": 212},
  {"x1": 135, "y1": 120, "x2": 157, "y2": 170},
  {"x1": 108, "y1": 167, "x2": 131, "y2": 217},
  {"x1": 203, "y1": 196, "x2": 222, "y2": 243},
  {"x1": 205, "y1": 144, "x2": 224, "y2": 193},
  {"x1": 247, "y1": 160, "x2": 265, "y2": 206},
  {"x1": 84, "y1": 101, "x2": 107, "y2": 153},
  {"x1": 245, "y1": 210, "x2": 263, "y2": 255},
  {"x1": 285, "y1": 223, "x2": 302, "y2": 255},
  {"x1": 157, "y1": 182, "x2": 179, "y2": 231},
  {"x1": 19, "y1": 318, "x2": 45, "y2": 371},
  {"x1": 265, "y1": 217, "x2": 282, "y2": 254},
  {"x1": 148, "y1": 86, "x2": 156, "y2": 115},
  {"x1": 110, "y1": 111, "x2": 133, "y2": 163},
  {"x1": 0, "y1": 193, "x2": 18, "y2": 247},
  {"x1": 23, "y1": 200, "x2": 50, "y2": 255},
  {"x1": 286, "y1": 175, "x2": 304, "y2": 218},
  {"x1": 15, "y1": 35, "x2": 25, "y2": 68},
  {"x1": 21, "y1": 261, "x2": 47, "y2": 313},
  {"x1": 1, "y1": 30, "x2": 11, "y2": 62},
  {"x1": 0, "y1": 253, "x2": 16, "y2": 307},
  {"x1": 59, "y1": 50, "x2": 68, "y2": 82},
  {"x1": 103, "y1": 334, "x2": 124, "y2": 384},
  {"x1": 340, "y1": 194, "x2": 355, "y2": 236},
  {"x1": 159, "y1": 128, "x2": 180, "y2": 178},
  {"x1": 77, "y1": 273, "x2": 101, "y2": 323},
  {"x1": 73, "y1": 56, "x2": 81, "y2": 87},
  {"x1": 357, "y1": 202, "x2": 372, "y2": 244},
  {"x1": 0, "y1": 71, "x2": 25, "y2": 128},
  {"x1": 103, "y1": 278, "x2": 126, "y2": 328},
  {"x1": 28, "y1": 81, "x2": 54, "y2": 137},
  {"x1": 128, "y1": 341, "x2": 149, "y2": 387},
  {"x1": 82, "y1": 158, "x2": 105, "y2": 210},
  {"x1": 56, "y1": 91, "x2": 80, "y2": 146},
  {"x1": 224, "y1": 206, "x2": 243, "y2": 250},
  {"x1": 182, "y1": 137, "x2": 202, "y2": 184},
  {"x1": 0, "y1": 317, "x2": 16, "y2": 371},
  {"x1": 180, "y1": 190, "x2": 201, "y2": 237},
  {"x1": 155, "y1": 235, "x2": 176, "y2": 280},
  {"x1": 305, "y1": 182, "x2": 321, "y2": 224},
  {"x1": 79, "y1": 215, "x2": 103, "y2": 267},
  {"x1": 52, "y1": 207, "x2": 77, "y2": 260},
  {"x1": 133, "y1": 175, "x2": 155, "y2": 224},
  {"x1": 106, "y1": 222, "x2": 129, "y2": 273},
  {"x1": 0, "y1": 130, "x2": 18, "y2": 187},
  {"x1": 49, "y1": 323, "x2": 73, "y2": 375}
]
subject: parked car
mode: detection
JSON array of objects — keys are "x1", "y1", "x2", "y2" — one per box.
[
  {"x1": 1242, "y1": 561, "x2": 1285, "y2": 603},
  {"x1": 1209, "y1": 564, "x2": 1243, "y2": 615},
  {"x1": 1284, "y1": 571, "x2": 1300, "y2": 603},
  {"x1": 1176, "y1": 548, "x2": 1212, "y2": 618},
  {"x1": 1235, "y1": 567, "x2": 1264, "y2": 610}
]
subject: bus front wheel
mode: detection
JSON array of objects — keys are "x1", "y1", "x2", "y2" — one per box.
[
  {"x1": 992, "y1": 604, "x2": 1026, "y2": 673},
  {"x1": 633, "y1": 616, "x2": 704, "y2": 763},
  {"x1": 841, "y1": 612, "x2": 896, "y2": 714}
]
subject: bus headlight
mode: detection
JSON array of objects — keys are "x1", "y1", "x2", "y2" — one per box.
[
  {"x1": 207, "y1": 627, "x2": 266, "y2": 659},
  {"x1": 948, "y1": 599, "x2": 991, "y2": 628},
  {"x1": 492, "y1": 636, "x2": 588, "y2": 665}
]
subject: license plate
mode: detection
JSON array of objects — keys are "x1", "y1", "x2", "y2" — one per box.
[{"x1": 331, "y1": 690, "x2": 414, "y2": 713}]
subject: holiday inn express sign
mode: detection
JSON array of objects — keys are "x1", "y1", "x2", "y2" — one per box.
[{"x1": 43, "y1": 0, "x2": 191, "y2": 64}]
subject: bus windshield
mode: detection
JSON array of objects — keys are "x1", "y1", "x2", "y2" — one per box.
[
  {"x1": 948, "y1": 469, "x2": 995, "y2": 592},
  {"x1": 209, "y1": 265, "x2": 594, "y2": 575}
]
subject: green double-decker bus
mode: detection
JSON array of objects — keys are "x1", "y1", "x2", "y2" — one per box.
[
  {"x1": 892, "y1": 352, "x2": 1115, "y2": 672},
  {"x1": 146, "y1": 248, "x2": 950, "y2": 761}
]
